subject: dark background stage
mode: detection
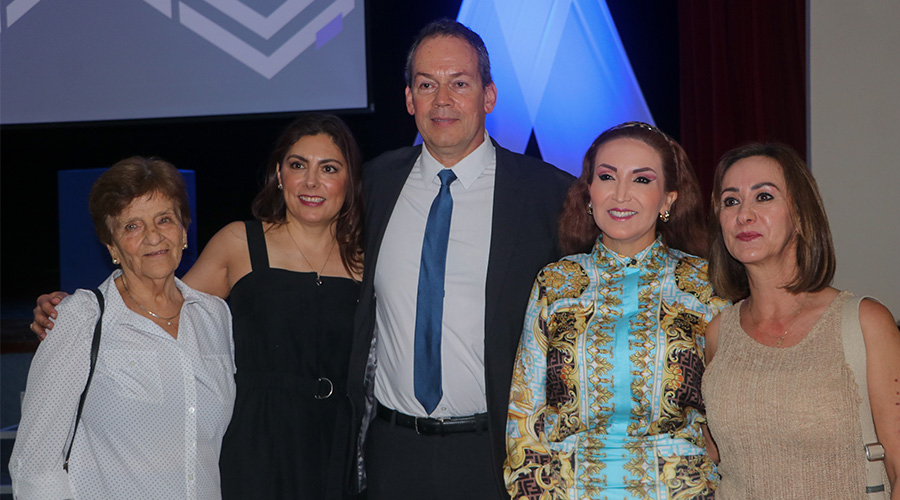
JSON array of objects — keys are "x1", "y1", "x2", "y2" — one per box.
[
  {"x1": 0, "y1": 0, "x2": 804, "y2": 315},
  {"x1": 0, "y1": 3, "x2": 808, "y2": 490}
]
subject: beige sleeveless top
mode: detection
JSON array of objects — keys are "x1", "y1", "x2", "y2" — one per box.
[{"x1": 702, "y1": 290, "x2": 868, "y2": 499}]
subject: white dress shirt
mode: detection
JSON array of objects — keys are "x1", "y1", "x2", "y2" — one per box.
[
  {"x1": 9, "y1": 270, "x2": 235, "y2": 500},
  {"x1": 374, "y1": 133, "x2": 495, "y2": 417}
]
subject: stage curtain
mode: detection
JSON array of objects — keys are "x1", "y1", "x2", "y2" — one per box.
[{"x1": 679, "y1": 0, "x2": 806, "y2": 207}]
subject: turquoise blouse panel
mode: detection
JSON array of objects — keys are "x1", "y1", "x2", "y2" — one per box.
[{"x1": 505, "y1": 238, "x2": 729, "y2": 500}]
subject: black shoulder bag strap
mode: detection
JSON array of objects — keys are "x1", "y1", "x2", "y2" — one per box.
[{"x1": 63, "y1": 288, "x2": 105, "y2": 472}]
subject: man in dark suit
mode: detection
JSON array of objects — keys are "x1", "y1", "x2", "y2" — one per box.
[{"x1": 346, "y1": 20, "x2": 574, "y2": 500}]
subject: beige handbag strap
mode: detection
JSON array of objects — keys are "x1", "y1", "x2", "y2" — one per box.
[{"x1": 840, "y1": 293, "x2": 889, "y2": 498}]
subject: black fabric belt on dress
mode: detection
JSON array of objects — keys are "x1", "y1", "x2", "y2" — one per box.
[
  {"x1": 235, "y1": 371, "x2": 337, "y2": 399},
  {"x1": 376, "y1": 402, "x2": 489, "y2": 435}
]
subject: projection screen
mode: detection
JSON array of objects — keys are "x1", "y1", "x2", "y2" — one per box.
[{"x1": 0, "y1": 0, "x2": 368, "y2": 124}]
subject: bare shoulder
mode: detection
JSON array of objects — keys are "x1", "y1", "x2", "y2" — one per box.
[
  {"x1": 196, "y1": 221, "x2": 250, "y2": 267},
  {"x1": 857, "y1": 296, "x2": 900, "y2": 484},
  {"x1": 859, "y1": 297, "x2": 900, "y2": 345},
  {"x1": 856, "y1": 296, "x2": 900, "y2": 390},
  {"x1": 210, "y1": 221, "x2": 250, "y2": 247},
  {"x1": 183, "y1": 221, "x2": 252, "y2": 298}
]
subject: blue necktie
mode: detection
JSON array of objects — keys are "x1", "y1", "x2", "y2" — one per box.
[{"x1": 414, "y1": 168, "x2": 457, "y2": 414}]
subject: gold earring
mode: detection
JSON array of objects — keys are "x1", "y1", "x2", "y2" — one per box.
[
  {"x1": 587, "y1": 202, "x2": 593, "y2": 216},
  {"x1": 659, "y1": 210, "x2": 670, "y2": 223},
  {"x1": 112, "y1": 258, "x2": 119, "y2": 265},
  {"x1": 182, "y1": 242, "x2": 188, "y2": 250}
]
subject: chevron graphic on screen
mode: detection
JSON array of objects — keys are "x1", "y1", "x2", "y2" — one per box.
[
  {"x1": 2, "y1": 0, "x2": 40, "y2": 29},
  {"x1": 174, "y1": 0, "x2": 355, "y2": 79},
  {"x1": 0, "y1": 0, "x2": 367, "y2": 123},
  {"x1": 2, "y1": 0, "x2": 355, "y2": 78}
]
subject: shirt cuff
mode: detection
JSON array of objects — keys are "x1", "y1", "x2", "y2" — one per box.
[{"x1": 11, "y1": 466, "x2": 75, "y2": 500}]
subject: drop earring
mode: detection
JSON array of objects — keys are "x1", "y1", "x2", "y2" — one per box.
[{"x1": 587, "y1": 202, "x2": 593, "y2": 216}]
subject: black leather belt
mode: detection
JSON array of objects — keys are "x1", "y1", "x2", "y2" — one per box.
[{"x1": 376, "y1": 402, "x2": 489, "y2": 435}]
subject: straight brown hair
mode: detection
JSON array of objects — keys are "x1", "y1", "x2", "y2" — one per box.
[{"x1": 708, "y1": 143, "x2": 835, "y2": 301}]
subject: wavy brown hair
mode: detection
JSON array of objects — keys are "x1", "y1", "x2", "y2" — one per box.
[
  {"x1": 559, "y1": 122, "x2": 706, "y2": 257},
  {"x1": 89, "y1": 156, "x2": 190, "y2": 246},
  {"x1": 252, "y1": 113, "x2": 364, "y2": 276},
  {"x1": 708, "y1": 143, "x2": 835, "y2": 302}
]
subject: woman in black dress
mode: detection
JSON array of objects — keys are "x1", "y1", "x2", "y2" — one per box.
[{"x1": 188, "y1": 114, "x2": 364, "y2": 499}]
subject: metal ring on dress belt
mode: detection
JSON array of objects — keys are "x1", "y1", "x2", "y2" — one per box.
[{"x1": 314, "y1": 377, "x2": 334, "y2": 399}]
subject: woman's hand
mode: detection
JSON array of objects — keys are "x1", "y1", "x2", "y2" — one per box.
[{"x1": 30, "y1": 292, "x2": 67, "y2": 340}]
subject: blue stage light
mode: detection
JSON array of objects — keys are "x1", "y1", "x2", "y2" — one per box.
[{"x1": 457, "y1": 0, "x2": 654, "y2": 175}]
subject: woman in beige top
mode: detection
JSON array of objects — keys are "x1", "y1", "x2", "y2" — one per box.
[{"x1": 701, "y1": 143, "x2": 899, "y2": 499}]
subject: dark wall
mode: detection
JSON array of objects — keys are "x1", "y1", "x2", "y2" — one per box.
[{"x1": 0, "y1": 0, "x2": 678, "y2": 304}]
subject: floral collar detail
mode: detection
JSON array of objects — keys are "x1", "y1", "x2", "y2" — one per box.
[{"x1": 591, "y1": 235, "x2": 666, "y2": 270}]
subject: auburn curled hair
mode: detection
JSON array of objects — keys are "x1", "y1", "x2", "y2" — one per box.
[{"x1": 558, "y1": 122, "x2": 706, "y2": 257}]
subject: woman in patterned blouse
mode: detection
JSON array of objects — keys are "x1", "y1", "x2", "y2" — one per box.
[{"x1": 504, "y1": 122, "x2": 727, "y2": 500}]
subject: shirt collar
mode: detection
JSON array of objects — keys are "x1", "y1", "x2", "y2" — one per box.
[
  {"x1": 102, "y1": 269, "x2": 201, "y2": 332},
  {"x1": 420, "y1": 131, "x2": 495, "y2": 190},
  {"x1": 592, "y1": 235, "x2": 666, "y2": 269},
  {"x1": 106, "y1": 269, "x2": 202, "y2": 304}
]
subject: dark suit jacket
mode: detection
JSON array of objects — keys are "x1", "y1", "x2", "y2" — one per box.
[{"x1": 345, "y1": 139, "x2": 574, "y2": 496}]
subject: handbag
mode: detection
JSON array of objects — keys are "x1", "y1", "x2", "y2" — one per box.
[
  {"x1": 840, "y1": 293, "x2": 891, "y2": 498},
  {"x1": 63, "y1": 288, "x2": 105, "y2": 472}
]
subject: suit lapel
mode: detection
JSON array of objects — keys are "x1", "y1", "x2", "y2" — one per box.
[
  {"x1": 365, "y1": 146, "x2": 421, "y2": 274},
  {"x1": 484, "y1": 141, "x2": 527, "y2": 338}
]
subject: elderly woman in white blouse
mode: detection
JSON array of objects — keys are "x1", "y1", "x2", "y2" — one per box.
[{"x1": 10, "y1": 157, "x2": 235, "y2": 499}]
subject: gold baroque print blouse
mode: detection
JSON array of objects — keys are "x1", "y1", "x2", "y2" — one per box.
[{"x1": 504, "y1": 237, "x2": 728, "y2": 500}]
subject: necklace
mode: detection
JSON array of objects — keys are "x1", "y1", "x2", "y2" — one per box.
[
  {"x1": 765, "y1": 329, "x2": 792, "y2": 347},
  {"x1": 286, "y1": 224, "x2": 337, "y2": 286},
  {"x1": 752, "y1": 299, "x2": 804, "y2": 347},
  {"x1": 121, "y1": 275, "x2": 181, "y2": 326}
]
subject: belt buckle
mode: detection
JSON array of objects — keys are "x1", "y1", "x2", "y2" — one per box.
[
  {"x1": 415, "y1": 416, "x2": 448, "y2": 435},
  {"x1": 436, "y1": 416, "x2": 449, "y2": 435},
  {"x1": 314, "y1": 377, "x2": 333, "y2": 400}
]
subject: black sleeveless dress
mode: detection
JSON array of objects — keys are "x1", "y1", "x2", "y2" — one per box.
[{"x1": 219, "y1": 221, "x2": 360, "y2": 499}]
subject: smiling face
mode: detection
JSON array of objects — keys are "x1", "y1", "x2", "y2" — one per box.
[
  {"x1": 276, "y1": 133, "x2": 349, "y2": 228},
  {"x1": 588, "y1": 138, "x2": 677, "y2": 257},
  {"x1": 106, "y1": 192, "x2": 186, "y2": 281},
  {"x1": 405, "y1": 35, "x2": 497, "y2": 167},
  {"x1": 718, "y1": 155, "x2": 797, "y2": 266}
]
